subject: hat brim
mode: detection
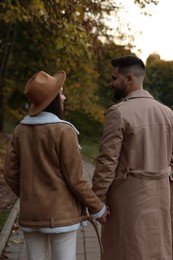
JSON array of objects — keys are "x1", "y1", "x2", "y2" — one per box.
[{"x1": 28, "y1": 70, "x2": 66, "y2": 116}]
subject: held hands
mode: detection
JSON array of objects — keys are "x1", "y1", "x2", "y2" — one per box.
[{"x1": 97, "y1": 206, "x2": 110, "y2": 224}]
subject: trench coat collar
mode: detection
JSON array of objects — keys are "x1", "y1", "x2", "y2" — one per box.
[{"x1": 123, "y1": 89, "x2": 154, "y2": 102}]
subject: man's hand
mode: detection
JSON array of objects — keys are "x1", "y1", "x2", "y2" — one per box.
[{"x1": 97, "y1": 206, "x2": 110, "y2": 224}]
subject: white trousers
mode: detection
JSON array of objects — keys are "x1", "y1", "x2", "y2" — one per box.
[{"x1": 24, "y1": 230, "x2": 77, "y2": 260}]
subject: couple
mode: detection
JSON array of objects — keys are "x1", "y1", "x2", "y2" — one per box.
[{"x1": 4, "y1": 56, "x2": 173, "y2": 260}]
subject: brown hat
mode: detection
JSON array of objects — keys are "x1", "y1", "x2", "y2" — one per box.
[{"x1": 24, "y1": 70, "x2": 66, "y2": 116}]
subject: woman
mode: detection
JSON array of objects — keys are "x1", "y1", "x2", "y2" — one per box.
[{"x1": 4, "y1": 70, "x2": 109, "y2": 260}]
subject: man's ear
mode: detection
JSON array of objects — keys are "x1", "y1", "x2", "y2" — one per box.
[{"x1": 127, "y1": 74, "x2": 133, "y2": 84}]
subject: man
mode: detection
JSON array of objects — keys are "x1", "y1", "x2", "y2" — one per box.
[{"x1": 92, "y1": 56, "x2": 173, "y2": 260}]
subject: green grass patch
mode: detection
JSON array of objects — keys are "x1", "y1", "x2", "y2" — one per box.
[
  {"x1": 3, "y1": 119, "x2": 16, "y2": 134},
  {"x1": 0, "y1": 197, "x2": 17, "y2": 232},
  {"x1": 81, "y1": 141, "x2": 99, "y2": 162},
  {"x1": 0, "y1": 208, "x2": 11, "y2": 232}
]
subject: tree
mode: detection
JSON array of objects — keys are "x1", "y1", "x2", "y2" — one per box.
[
  {"x1": 145, "y1": 54, "x2": 173, "y2": 109},
  {"x1": 0, "y1": 0, "x2": 159, "y2": 132},
  {"x1": 0, "y1": 0, "x2": 118, "y2": 130}
]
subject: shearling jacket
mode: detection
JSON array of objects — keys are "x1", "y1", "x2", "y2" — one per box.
[
  {"x1": 4, "y1": 113, "x2": 103, "y2": 228},
  {"x1": 92, "y1": 90, "x2": 173, "y2": 260}
]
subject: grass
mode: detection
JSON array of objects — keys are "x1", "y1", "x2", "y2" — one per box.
[
  {"x1": 3, "y1": 119, "x2": 16, "y2": 134},
  {"x1": 0, "y1": 208, "x2": 11, "y2": 232},
  {"x1": 0, "y1": 132, "x2": 17, "y2": 233},
  {"x1": 0, "y1": 197, "x2": 17, "y2": 233},
  {"x1": 81, "y1": 141, "x2": 99, "y2": 163}
]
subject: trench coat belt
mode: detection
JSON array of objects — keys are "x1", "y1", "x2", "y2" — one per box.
[
  {"x1": 124, "y1": 166, "x2": 171, "y2": 180},
  {"x1": 115, "y1": 166, "x2": 171, "y2": 186}
]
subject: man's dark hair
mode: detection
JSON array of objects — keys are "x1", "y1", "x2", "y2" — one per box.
[
  {"x1": 111, "y1": 56, "x2": 145, "y2": 76},
  {"x1": 44, "y1": 93, "x2": 64, "y2": 119}
]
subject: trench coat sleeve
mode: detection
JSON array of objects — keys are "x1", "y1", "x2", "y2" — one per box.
[
  {"x1": 92, "y1": 106, "x2": 123, "y2": 202},
  {"x1": 3, "y1": 135, "x2": 20, "y2": 197},
  {"x1": 170, "y1": 158, "x2": 173, "y2": 173},
  {"x1": 170, "y1": 122, "x2": 173, "y2": 165},
  {"x1": 59, "y1": 125, "x2": 103, "y2": 215}
]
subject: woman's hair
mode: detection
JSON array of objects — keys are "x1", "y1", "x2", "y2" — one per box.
[{"x1": 44, "y1": 93, "x2": 64, "y2": 119}]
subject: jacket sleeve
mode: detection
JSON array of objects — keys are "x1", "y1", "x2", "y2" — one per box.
[
  {"x1": 3, "y1": 135, "x2": 20, "y2": 197},
  {"x1": 92, "y1": 106, "x2": 124, "y2": 202},
  {"x1": 59, "y1": 125, "x2": 104, "y2": 215}
]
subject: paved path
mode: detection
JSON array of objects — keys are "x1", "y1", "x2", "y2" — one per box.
[{"x1": 2, "y1": 160, "x2": 102, "y2": 260}]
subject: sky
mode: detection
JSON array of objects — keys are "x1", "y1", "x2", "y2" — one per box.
[{"x1": 107, "y1": 0, "x2": 173, "y2": 63}]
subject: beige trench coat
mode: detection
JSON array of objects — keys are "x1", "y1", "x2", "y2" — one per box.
[{"x1": 92, "y1": 90, "x2": 173, "y2": 260}]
